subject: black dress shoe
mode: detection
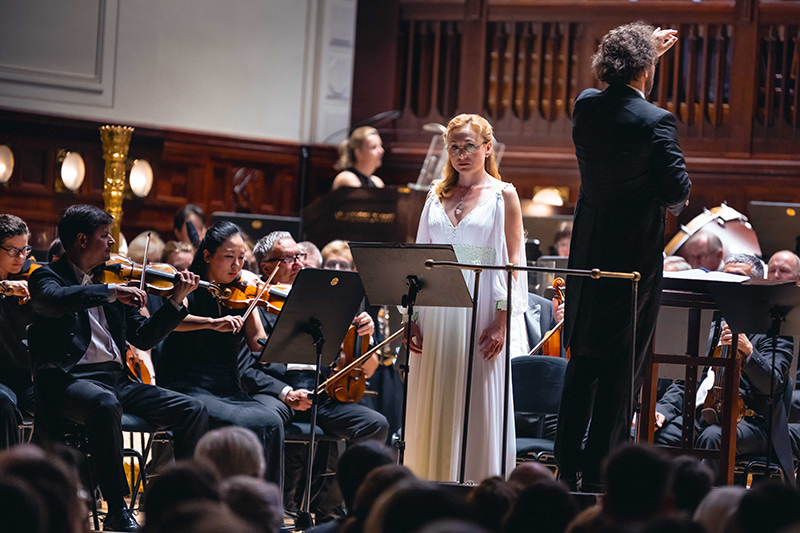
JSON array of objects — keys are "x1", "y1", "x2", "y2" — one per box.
[{"x1": 103, "y1": 508, "x2": 139, "y2": 531}]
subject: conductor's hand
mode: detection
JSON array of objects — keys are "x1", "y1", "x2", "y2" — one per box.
[
  {"x1": 479, "y1": 311, "x2": 507, "y2": 361},
  {"x1": 720, "y1": 323, "x2": 753, "y2": 359},
  {"x1": 354, "y1": 312, "x2": 374, "y2": 337},
  {"x1": 654, "y1": 27, "x2": 678, "y2": 57},
  {"x1": 212, "y1": 315, "x2": 244, "y2": 334},
  {"x1": 117, "y1": 285, "x2": 148, "y2": 308},
  {"x1": 2, "y1": 279, "x2": 29, "y2": 299},
  {"x1": 285, "y1": 389, "x2": 313, "y2": 411},
  {"x1": 655, "y1": 411, "x2": 666, "y2": 429},
  {"x1": 170, "y1": 270, "x2": 200, "y2": 304},
  {"x1": 404, "y1": 320, "x2": 423, "y2": 354},
  {"x1": 553, "y1": 298, "x2": 564, "y2": 323}
]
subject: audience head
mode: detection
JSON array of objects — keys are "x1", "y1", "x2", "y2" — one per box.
[
  {"x1": 670, "y1": 456, "x2": 713, "y2": 517},
  {"x1": 735, "y1": 481, "x2": 800, "y2": 533},
  {"x1": 173, "y1": 204, "x2": 207, "y2": 246},
  {"x1": 554, "y1": 221, "x2": 572, "y2": 257},
  {"x1": 0, "y1": 444, "x2": 86, "y2": 533},
  {"x1": 0, "y1": 476, "x2": 47, "y2": 533},
  {"x1": 350, "y1": 465, "x2": 416, "y2": 527},
  {"x1": 592, "y1": 22, "x2": 658, "y2": 91},
  {"x1": 0, "y1": 213, "x2": 30, "y2": 278},
  {"x1": 418, "y1": 520, "x2": 491, "y2": 533},
  {"x1": 143, "y1": 459, "x2": 221, "y2": 528},
  {"x1": 508, "y1": 461, "x2": 555, "y2": 490},
  {"x1": 681, "y1": 232, "x2": 724, "y2": 271},
  {"x1": 321, "y1": 240, "x2": 354, "y2": 271},
  {"x1": 162, "y1": 240, "x2": 195, "y2": 271},
  {"x1": 723, "y1": 253, "x2": 764, "y2": 278},
  {"x1": 127, "y1": 231, "x2": 165, "y2": 265},
  {"x1": 337, "y1": 440, "x2": 395, "y2": 512},
  {"x1": 692, "y1": 486, "x2": 745, "y2": 533},
  {"x1": 504, "y1": 481, "x2": 578, "y2": 533},
  {"x1": 767, "y1": 250, "x2": 800, "y2": 283},
  {"x1": 664, "y1": 255, "x2": 692, "y2": 272},
  {"x1": 364, "y1": 479, "x2": 471, "y2": 533},
  {"x1": 220, "y1": 476, "x2": 283, "y2": 533},
  {"x1": 189, "y1": 221, "x2": 245, "y2": 284},
  {"x1": 143, "y1": 501, "x2": 258, "y2": 533},
  {"x1": 298, "y1": 241, "x2": 322, "y2": 269},
  {"x1": 642, "y1": 518, "x2": 704, "y2": 533},
  {"x1": 253, "y1": 231, "x2": 304, "y2": 284},
  {"x1": 195, "y1": 426, "x2": 266, "y2": 480},
  {"x1": 336, "y1": 126, "x2": 384, "y2": 173},
  {"x1": 436, "y1": 114, "x2": 499, "y2": 201},
  {"x1": 57, "y1": 204, "x2": 114, "y2": 267},
  {"x1": 467, "y1": 476, "x2": 517, "y2": 532},
  {"x1": 48, "y1": 237, "x2": 65, "y2": 262},
  {"x1": 603, "y1": 444, "x2": 674, "y2": 524}
]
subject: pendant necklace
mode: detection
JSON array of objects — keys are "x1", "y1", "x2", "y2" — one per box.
[{"x1": 454, "y1": 182, "x2": 478, "y2": 222}]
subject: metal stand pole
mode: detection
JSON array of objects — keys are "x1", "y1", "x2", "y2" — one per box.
[
  {"x1": 459, "y1": 270, "x2": 481, "y2": 483},
  {"x1": 397, "y1": 276, "x2": 422, "y2": 465},
  {"x1": 501, "y1": 267, "x2": 514, "y2": 478},
  {"x1": 631, "y1": 278, "x2": 639, "y2": 442}
]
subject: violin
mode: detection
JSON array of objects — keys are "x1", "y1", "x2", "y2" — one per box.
[
  {"x1": 4, "y1": 260, "x2": 45, "y2": 305},
  {"x1": 218, "y1": 269, "x2": 289, "y2": 316},
  {"x1": 126, "y1": 344, "x2": 152, "y2": 385},
  {"x1": 101, "y1": 254, "x2": 229, "y2": 300},
  {"x1": 701, "y1": 318, "x2": 746, "y2": 425},
  {"x1": 529, "y1": 278, "x2": 570, "y2": 358},
  {"x1": 326, "y1": 324, "x2": 371, "y2": 403}
]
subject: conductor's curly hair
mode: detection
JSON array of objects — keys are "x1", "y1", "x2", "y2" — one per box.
[{"x1": 591, "y1": 22, "x2": 658, "y2": 86}]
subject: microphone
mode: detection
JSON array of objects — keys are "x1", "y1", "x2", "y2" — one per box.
[{"x1": 186, "y1": 221, "x2": 201, "y2": 248}]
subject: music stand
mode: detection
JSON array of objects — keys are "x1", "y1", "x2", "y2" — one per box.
[
  {"x1": 258, "y1": 268, "x2": 365, "y2": 529},
  {"x1": 349, "y1": 243, "x2": 473, "y2": 479},
  {"x1": 707, "y1": 279, "x2": 800, "y2": 477}
]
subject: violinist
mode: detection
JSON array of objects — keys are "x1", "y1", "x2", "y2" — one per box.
[
  {"x1": 158, "y1": 221, "x2": 289, "y2": 492},
  {"x1": 0, "y1": 214, "x2": 36, "y2": 450},
  {"x1": 240, "y1": 231, "x2": 388, "y2": 519},
  {"x1": 28, "y1": 204, "x2": 208, "y2": 532},
  {"x1": 654, "y1": 254, "x2": 795, "y2": 483}
]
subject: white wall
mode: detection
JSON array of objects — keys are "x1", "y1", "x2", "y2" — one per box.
[{"x1": 0, "y1": 0, "x2": 356, "y2": 144}]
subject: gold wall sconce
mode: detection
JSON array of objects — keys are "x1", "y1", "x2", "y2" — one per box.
[
  {"x1": 532, "y1": 186, "x2": 569, "y2": 206},
  {"x1": 56, "y1": 150, "x2": 86, "y2": 192},
  {"x1": 0, "y1": 145, "x2": 13, "y2": 184}
]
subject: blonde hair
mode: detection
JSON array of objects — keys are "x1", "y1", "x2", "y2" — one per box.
[
  {"x1": 336, "y1": 126, "x2": 380, "y2": 171},
  {"x1": 127, "y1": 231, "x2": 165, "y2": 264},
  {"x1": 321, "y1": 239, "x2": 353, "y2": 268},
  {"x1": 162, "y1": 240, "x2": 195, "y2": 263},
  {"x1": 434, "y1": 114, "x2": 501, "y2": 200}
]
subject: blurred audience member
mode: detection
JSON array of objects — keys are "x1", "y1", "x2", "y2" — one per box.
[
  {"x1": 565, "y1": 505, "x2": 606, "y2": 533},
  {"x1": 680, "y1": 232, "x2": 724, "y2": 271},
  {"x1": 299, "y1": 241, "x2": 323, "y2": 269},
  {"x1": 552, "y1": 221, "x2": 572, "y2": 257},
  {"x1": 643, "y1": 518, "x2": 704, "y2": 533},
  {"x1": 162, "y1": 240, "x2": 195, "y2": 271},
  {"x1": 467, "y1": 476, "x2": 517, "y2": 532},
  {"x1": 670, "y1": 456, "x2": 713, "y2": 518},
  {"x1": 174, "y1": 204, "x2": 207, "y2": 247},
  {"x1": 322, "y1": 240, "x2": 355, "y2": 271},
  {"x1": 364, "y1": 479, "x2": 471, "y2": 533},
  {"x1": 142, "y1": 501, "x2": 258, "y2": 533},
  {"x1": 735, "y1": 481, "x2": 800, "y2": 533},
  {"x1": 767, "y1": 250, "x2": 800, "y2": 283},
  {"x1": 220, "y1": 476, "x2": 283, "y2": 533},
  {"x1": 0, "y1": 476, "x2": 46, "y2": 533},
  {"x1": 505, "y1": 481, "x2": 577, "y2": 533},
  {"x1": 692, "y1": 486, "x2": 745, "y2": 533},
  {"x1": 344, "y1": 465, "x2": 416, "y2": 533},
  {"x1": 128, "y1": 231, "x2": 165, "y2": 264},
  {"x1": 47, "y1": 238, "x2": 64, "y2": 262},
  {"x1": 143, "y1": 459, "x2": 221, "y2": 529},
  {"x1": 663, "y1": 256, "x2": 692, "y2": 272},
  {"x1": 418, "y1": 520, "x2": 490, "y2": 533},
  {"x1": 507, "y1": 461, "x2": 555, "y2": 491},
  {"x1": 195, "y1": 426, "x2": 266, "y2": 480}
]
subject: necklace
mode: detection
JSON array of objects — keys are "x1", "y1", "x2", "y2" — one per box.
[{"x1": 454, "y1": 182, "x2": 478, "y2": 222}]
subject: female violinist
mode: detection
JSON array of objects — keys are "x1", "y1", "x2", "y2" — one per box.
[
  {"x1": 159, "y1": 221, "x2": 289, "y2": 489},
  {"x1": 0, "y1": 214, "x2": 36, "y2": 449}
]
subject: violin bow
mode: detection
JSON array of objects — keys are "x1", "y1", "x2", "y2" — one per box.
[
  {"x1": 137, "y1": 232, "x2": 151, "y2": 304},
  {"x1": 240, "y1": 260, "x2": 282, "y2": 323}
]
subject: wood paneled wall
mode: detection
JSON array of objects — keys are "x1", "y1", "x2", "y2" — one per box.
[{"x1": 0, "y1": 109, "x2": 338, "y2": 252}]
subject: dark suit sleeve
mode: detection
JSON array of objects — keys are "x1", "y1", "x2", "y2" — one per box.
[
  {"x1": 124, "y1": 299, "x2": 189, "y2": 351},
  {"x1": 30, "y1": 268, "x2": 109, "y2": 318},
  {"x1": 743, "y1": 335, "x2": 793, "y2": 397},
  {"x1": 651, "y1": 113, "x2": 691, "y2": 215},
  {"x1": 656, "y1": 381, "x2": 685, "y2": 424}
]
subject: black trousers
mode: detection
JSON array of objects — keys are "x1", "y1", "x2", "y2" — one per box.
[
  {"x1": 0, "y1": 368, "x2": 34, "y2": 449},
  {"x1": 36, "y1": 363, "x2": 209, "y2": 501}
]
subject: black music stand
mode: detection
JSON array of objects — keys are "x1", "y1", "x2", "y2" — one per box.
[
  {"x1": 707, "y1": 279, "x2": 800, "y2": 477},
  {"x1": 258, "y1": 268, "x2": 365, "y2": 529},
  {"x1": 349, "y1": 243, "x2": 473, "y2": 479}
]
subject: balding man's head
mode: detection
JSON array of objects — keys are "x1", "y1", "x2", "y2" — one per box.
[
  {"x1": 682, "y1": 232, "x2": 724, "y2": 271},
  {"x1": 767, "y1": 250, "x2": 800, "y2": 283}
]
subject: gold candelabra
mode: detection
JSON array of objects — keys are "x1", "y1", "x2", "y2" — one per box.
[{"x1": 100, "y1": 125, "x2": 134, "y2": 252}]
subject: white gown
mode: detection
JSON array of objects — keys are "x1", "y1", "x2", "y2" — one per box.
[{"x1": 406, "y1": 183, "x2": 528, "y2": 482}]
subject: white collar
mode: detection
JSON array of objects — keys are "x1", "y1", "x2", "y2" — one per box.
[
  {"x1": 627, "y1": 84, "x2": 646, "y2": 100},
  {"x1": 68, "y1": 260, "x2": 95, "y2": 286}
]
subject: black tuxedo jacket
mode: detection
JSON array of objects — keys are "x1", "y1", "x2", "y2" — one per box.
[
  {"x1": 565, "y1": 84, "x2": 691, "y2": 358},
  {"x1": 28, "y1": 257, "x2": 188, "y2": 372}
]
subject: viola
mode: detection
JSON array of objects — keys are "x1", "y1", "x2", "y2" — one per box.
[
  {"x1": 528, "y1": 278, "x2": 570, "y2": 358},
  {"x1": 101, "y1": 254, "x2": 229, "y2": 300}
]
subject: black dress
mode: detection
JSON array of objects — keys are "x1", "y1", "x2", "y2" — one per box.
[{"x1": 346, "y1": 167, "x2": 377, "y2": 188}]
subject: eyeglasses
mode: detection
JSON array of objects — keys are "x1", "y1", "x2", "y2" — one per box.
[
  {"x1": 266, "y1": 252, "x2": 307, "y2": 265},
  {"x1": 0, "y1": 245, "x2": 31, "y2": 258},
  {"x1": 447, "y1": 141, "x2": 488, "y2": 156},
  {"x1": 324, "y1": 260, "x2": 352, "y2": 271}
]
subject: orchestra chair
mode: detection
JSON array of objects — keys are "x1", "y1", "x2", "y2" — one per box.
[
  {"x1": 284, "y1": 421, "x2": 347, "y2": 510},
  {"x1": 512, "y1": 355, "x2": 568, "y2": 474},
  {"x1": 17, "y1": 415, "x2": 34, "y2": 443}
]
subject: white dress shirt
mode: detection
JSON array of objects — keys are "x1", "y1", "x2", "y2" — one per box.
[{"x1": 69, "y1": 261, "x2": 123, "y2": 366}]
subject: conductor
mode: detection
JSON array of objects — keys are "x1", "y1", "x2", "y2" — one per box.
[{"x1": 555, "y1": 22, "x2": 691, "y2": 491}]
